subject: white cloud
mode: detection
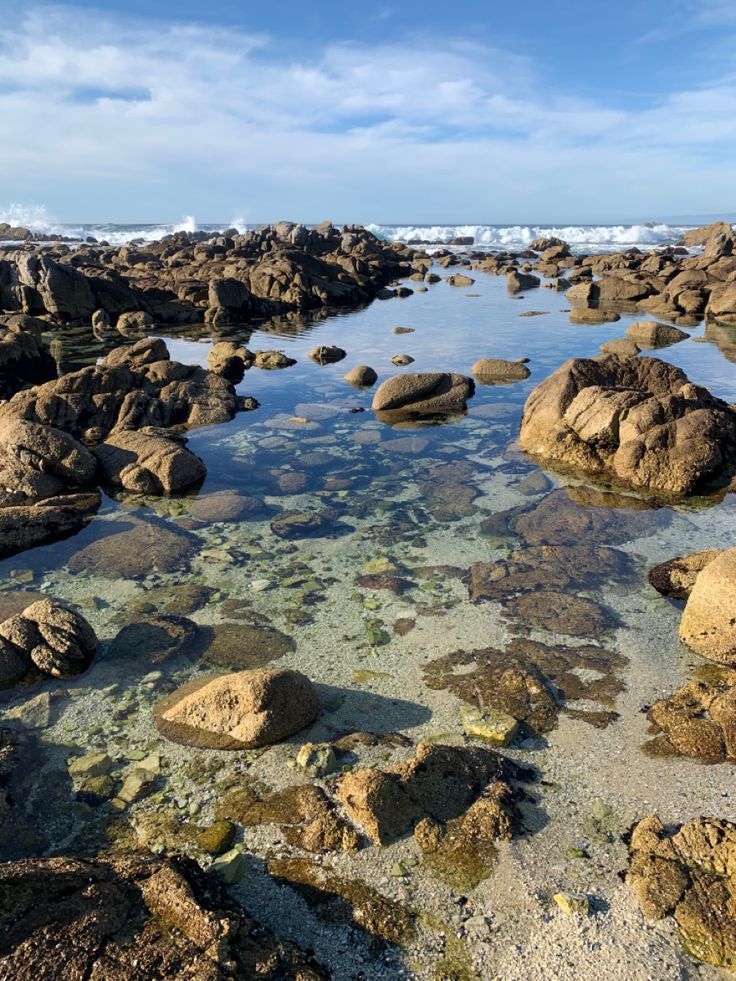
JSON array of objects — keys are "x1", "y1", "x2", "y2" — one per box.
[{"x1": 0, "y1": 2, "x2": 735, "y2": 221}]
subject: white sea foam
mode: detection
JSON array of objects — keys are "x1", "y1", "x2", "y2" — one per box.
[{"x1": 365, "y1": 222, "x2": 693, "y2": 253}]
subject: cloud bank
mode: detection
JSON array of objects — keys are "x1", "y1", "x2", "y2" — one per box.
[{"x1": 1, "y1": 3, "x2": 735, "y2": 222}]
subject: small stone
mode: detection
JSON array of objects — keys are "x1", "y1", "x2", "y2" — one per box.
[
  {"x1": 67, "y1": 752, "x2": 113, "y2": 779},
  {"x1": 553, "y1": 892, "x2": 591, "y2": 916},
  {"x1": 210, "y1": 845, "x2": 247, "y2": 883},
  {"x1": 5, "y1": 691, "x2": 53, "y2": 728},
  {"x1": 460, "y1": 706, "x2": 519, "y2": 746},
  {"x1": 250, "y1": 579, "x2": 273, "y2": 592},
  {"x1": 295, "y1": 742, "x2": 339, "y2": 778},
  {"x1": 196, "y1": 819, "x2": 236, "y2": 855}
]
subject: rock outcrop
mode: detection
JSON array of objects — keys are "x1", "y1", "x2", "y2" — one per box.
[
  {"x1": 519, "y1": 355, "x2": 736, "y2": 497},
  {"x1": 0, "y1": 852, "x2": 326, "y2": 979},
  {"x1": 372, "y1": 372, "x2": 475, "y2": 422},
  {"x1": 0, "y1": 315, "x2": 56, "y2": 398},
  {"x1": 627, "y1": 814, "x2": 736, "y2": 971},
  {"x1": 154, "y1": 668, "x2": 320, "y2": 749}
]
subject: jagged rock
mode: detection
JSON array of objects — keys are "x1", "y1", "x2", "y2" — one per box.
[
  {"x1": 472, "y1": 358, "x2": 530, "y2": 385},
  {"x1": 344, "y1": 364, "x2": 378, "y2": 387},
  {"x1": 0, "y1": 317, "x2": 56, "y2": 398},
  {"x1": 507, "y1": 270, "x2": 540, "y2": 292},
  {"x1": 644, "y1": 669, "x2": 736, "y2": 763},
  {"x1": 680, "y1": 547, "x2": 736, "y2": 664},
  {"x1": 0, "y1": 599, "x2": 96, "y2": 687},
  {"x1": 626, "y1": 320, "x2": 689, "y2": 348},
  {"x1": 372, "y1": 372, "x2": 474, "y2": 422},
  {"x1": 0, "y1": 852, "x2": 326, "y2": 979},
  {"x1": 154, "y1": 667, "x2": 320, "y2": 749},
  {"x1": 253, "y1": 350, "x2": 296, "y2": 369},
  {"x1": 519, "y1": 355, "x2": 736, "y2": 497},
  {"x1": 206, "y1": 341, "x2": 253, "y2": 378},
  {"x1": 648, "y1": 549, "x2": 722, "y2": 600},
  {"x1": 447, "y1": 273, "x2": 475, "y2": 287},
  {"x1": 627, "y1": 814, "x2": 736, "y2": 970},
  {"x1": 95, "y1": 428, "x2": 206, "y2": 494}
]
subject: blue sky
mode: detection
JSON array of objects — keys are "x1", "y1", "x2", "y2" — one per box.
[{"x1": 0, "y1": 0, "x2": 735, "y2": 224}]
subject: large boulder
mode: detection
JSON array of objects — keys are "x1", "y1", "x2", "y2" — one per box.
[
  {"x1": 154, "y1": 668, "x2": 320, "y2": 749},
  {"x1": 95, "y1": 428, "x2": 206, "y2": 494},
  {"x1": 680, "y1": 548, "x2": 736, "y2": 664},
  {"x1": 372, "y1": 372, "x2": 474, "y2": 422},
  {"x1": 705, "y1": 282, "x2": 736, "y2": 325},
  {"x1": 0, "y1": 317, "x2": 56, "y2": 398},
  {"x1": 0, "y1": 599, "x2": 96, "y2": 688},
  {"x1": 0, "y1": 852, "x2": 326, "y2": 980},
  {"x1": 626, "y1": 320, "x2": 689, "y2": 348},
  {"x1": 519, "y1": 355, "x2": 736, "y2": 497}
]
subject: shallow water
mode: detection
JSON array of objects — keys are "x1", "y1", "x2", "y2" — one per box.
[{"x1": 2, "y1": 264, "x2": 736, "y2": 979}]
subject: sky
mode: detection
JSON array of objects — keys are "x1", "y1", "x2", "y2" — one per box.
[{"x1": 0, "y1": 0, "x2": 735, "y2": 224}]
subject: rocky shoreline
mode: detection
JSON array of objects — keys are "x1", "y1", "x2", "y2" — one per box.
[{"x1": 1, "y1": 219, "x2": 736, "y2": 979}]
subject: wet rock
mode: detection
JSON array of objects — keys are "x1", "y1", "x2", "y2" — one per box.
[
  {"x1": 502, "y1": 589, "x2": 617, "y2": 638},
  {"x1": 648, "y1": 549, "x2": 722, "y2": 600},
  {"x1": 372, "y1": 372, "x2": 475, "y2": 422},
  {"x1": 198, "y1": 621, "x2": 294, "y2": 670},
  {"x1": 626, "y1": 320, "x2": 689, "y2": 348},
  {"x1": 344, "y1": 364, "x2": 378, "y2": 387},
  {"x1": 424, "y1": 637, "x2": 625, "y2": 733},
  {"x1": 0, "y1": 493, "x2": 101, "y2": 560},
  {"x1": 519, "y1": 355, "x2": 736, "y2": 497},
  {"x1": 254, "y1": 350, "x2": 296, "y2": 369},
  {"x1": 447, "y1": 273, "x2": 475, "y2": 287},
  {"x1": 188, "y1": 489, "x2": 264, "y2": 522},
  {"x1": 225, "y1": 783, "x2": 359, "y2": 853},
  {"x1": 95, "y1": 428, "x2": 206, "y2": 494},
  {"x1": 154, "y1": 667, "x2": 320, "y2": 749},
  {"x1": 276, "y1": 470, "x2": 308, "y2": 494},
  {"x1": 207, "y1": 341, "x2": 253, "y2": 378},
  {"x1": 337, "y1": 742, "x2": 525, "y2": 845},
  {"x1": 472, "y1": 358, "x2": 530, "y2": 385},
  {"x1": 0, "y1": 317, "x2": 57, "y2": 399},
  {"x1": 295, "y1": 742, "x2": 340, "y2": 777},
  {"x1": 680, "y1": 548, "x2": 736, "y2": 664},
  {"x1": 268, "y1": 857, "x2": 415, "y2": 945},
  {"x1": 357, "y1": 573, "x2": 414, "y2": 595},
  {"x1": 195, "y1": 819, "x2": 236, "y2": 856},
  {"x1": 67, "y1": 520, "x2": 199, "y2": 578},
  {"x1": 627, "y1": 814, "x2": 736, "y2": 971},
  {"x1": 460, "y1": 705, "x2": 519, "y2": 745},
  {"x1": 108, "y1": 615, "x2": 198, "y2": 664},
  {"x1": 470, "y1": 543, "x2": 631, "y2": 600},
  {"x1": 569, "y1": 307, "x2": 621, "y2": 324},
  {"x1": 516, "y1": 471, "x2": 552, "y2": 496},
  {"x1": 507, "y1": 270, "x2": 540, "y2": 292},
  {"x1": 391, "y1": 353, "x2": 414, "y2": 366},
  {"x1": 270, "y1": 511, "x2": 331, "y2": 539},
  {"x1": 0, "y1": 852, "x2": 326, "y2": 979},
  {"x1": 644, "y1": 668, "x2": 736, "y2": 763},
  {"x1": 392, "y1": 326, "x2": 415, "y2": 334},
  {"x1": 0, "y1": 599, "x2": 96, "y2": 685},
  {"x1": 309, "y1": 344, "x2": 346, "y2": 364}
]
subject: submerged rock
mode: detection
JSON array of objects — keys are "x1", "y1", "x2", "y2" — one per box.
[
  {"x1": 627, "y1": 814, "x2": 736, "y2": 971},
  {"x1": 187, "y1": 489, "x2": 264, "y2": 522},
  {"x1": 67, "y1": 520, "x2": 199, "y2": 578},
  {"x1": 0, "y1": 599, "x2": 96, "y2": 689},
  {"x1": 154, "y1": 667, "x2": 320, "y2": 749},
  {"x1": 519, "y1": 355, "x2": 736, "y2": 497},
  {"x1": 198, "y1": 621, "x2": 294, "y2": 670},
  {"x1": 680, "y1": 548, "x2": 736, "y2": 664},
  {"x1": 108, "y1": 615, "x2": 198, "y2": 664},
  {"x1": 0, "y1": 852, "x2": 326, "y2": 979},
  {"x1": 502, "y1": 589, "x2": 617, "y2": 639},
  {"x1": 372, "y1": 372, "x2": 474, "y2": 422},
  {"x1": 309, "y1": 344, "x2": 346, "y2": 364}
]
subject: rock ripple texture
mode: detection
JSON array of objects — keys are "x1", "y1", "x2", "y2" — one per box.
[{"x1": 519, "y1": 354, "x2": 736, "y2": 497}]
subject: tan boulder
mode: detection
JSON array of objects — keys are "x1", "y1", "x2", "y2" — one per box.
[
  {"x1": 343, "y1": 365, "x2": 377, "y2": 387},
  {"x1": 308, "y1": 345, "x2": 346, "y2": 364},
  {"x1": 599, "y1": 338, "x2": 640, "y2": 357},
  {"x1": 95, "y1": 429, "x2": 206, "y2": 494},
  {"x1": 472, "y1": 358, "x2": 530, "y2": 385},
  {"x1": 372, "y1": 372, "x2": 474, "y2": 422},
  {"x1": 648, "y1": 549, "x2": 722, "y2": 600},
  {"x1": 626, "y1": 320, "x2": 689, "y2": 348},
  {"x1": 154, "y1": 668, "x2": 320, "y2": 749},
  {"x1": 680, "y1": 548, "x2": 736, "y2": 663}
]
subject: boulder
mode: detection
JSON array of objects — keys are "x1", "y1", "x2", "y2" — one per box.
[
  {"x1": 0, "y1": 599, "x2": 96, "y2": 687},
  {"x1": 680, "y1": 548, "x2": 736, "y2": 663},
  {"x1": 447, "y1": 274, "x2": 475, "y2": 287},
  {"x1": 0, "y1": 493, "x2": 100, "y2": 559},
  {"x1": 626, "y1": 320, "x2": 689, "y2": 348},
  {"x1": 207, "y1": 341, "x2": 253, "y2": 378},
  {"x1": 0, "y1": 318, "x2": 56, "y2": 398},
  {"x1": 519, "y1": 355, "x2": 736, "y2": 497},
  {"x1": 154, "y1": 668, "x2": 320, "y2": 749},
  {"x1": 507, "y1": 271, "x2": 540, "y2": 292},
  {"x1": 705, "y1": 282, "x2": 736, "y2": 325},
  {"x1": 599, "y1": 338, "x2": 640, "y2": 358},
  {"x1": 254, "y1": 350, "x2": 296, "y2": 369},
  {"x1": 95, "y1": 429, "x2": 206, "y2": 494},
  {"x1": 344, "y1": 364, "x2": 378, "y2": 387},
  {"x1": 372, "y1": 372, "x2": 474, "y2": 422},
  {"x1": 67, "y1": 520, "x2": 199, "y2": 578},
  {"x1": 472, "y1": 358, "x2": 530, "y2": 385},
  {"x1": 308, "y1": 345, "x2": 346, "y2": 364}
]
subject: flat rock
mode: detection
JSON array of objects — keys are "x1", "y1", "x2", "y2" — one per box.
[{"x1": 67, "y1": 520, "x2": 199, "y2": 578}]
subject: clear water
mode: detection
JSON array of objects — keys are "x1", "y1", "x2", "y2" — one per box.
[{"x1": 2, "y1": 265, "x2": 735, "y2": 978}]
